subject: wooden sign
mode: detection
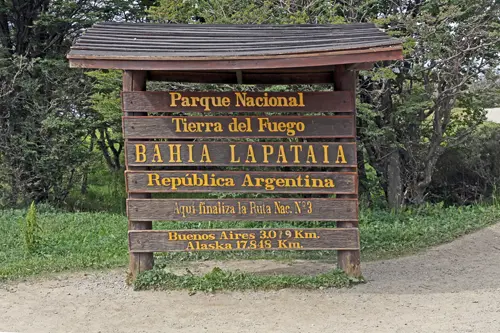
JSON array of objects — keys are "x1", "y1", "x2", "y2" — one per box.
[
  {"x1": 126, "y1": 171, "x2": 357, "y2": 194},
  {"x1": 126, "y1": 142, "x2": 357, "y2": 167},
  {"x1": 68, "y1": 20, "x2": 405, "y2": 280},
  {"x1": 121, "y1": 88, "x2": 360, "y2": 279},
  {"x1": 122, "y1": 91, "x2": 355, "y2": 113},
  {"x1": 122, "y1": 116, "x2": 355, "y2": 139},
  {"x1": 127, "y1": 198, "x2": 358, "y2": 222},
  {"x1": 129, "y1": 228, "x2": 360, "y2": 252}
]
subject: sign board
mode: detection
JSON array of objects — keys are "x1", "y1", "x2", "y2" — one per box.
[
  {"x1": 123, "y1": 91, "x2": 359, "y2": 257},
  {"x1": 126, "y1": 142, "x2": 357, "y2": 167},
  {"x1": 69, "y1": 21, "x2": 404, "y2": 280},
  {"x1": 126, "y1": 171, "x2": 357, "y2": 193},
  {"x1": 122, "y1": 116, "x2": 355, "y2": 139},
  {"x1": 122, "y1": 91, "x2": 355, "y2": 113},
  {"x1": 127, "y1": 198, "x2": 358, "y2": 221},
  {"x1": 129, "y1": 228, "x2": 360, "y2": 252}
]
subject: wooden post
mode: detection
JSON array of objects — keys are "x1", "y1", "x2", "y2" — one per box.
[
  {"x1": 123, "y1": 70, "x2": 154, "y2": 281},
  {"x1": 333, "y1": 65, "x2": 361, "y2": 277}
]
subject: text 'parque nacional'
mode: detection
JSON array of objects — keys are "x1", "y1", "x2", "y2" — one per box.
[
  {"x1": 122, "y1": 91, "x2": 355, "y2": 113},
  {"x1": 169, "y1": 91, "x2": 305, "y2": 111}
]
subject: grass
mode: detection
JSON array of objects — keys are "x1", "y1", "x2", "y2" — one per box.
[
  {"x1": 1, "y1": 202, "x2": 500, "y2": 288},
  {"x1": 134, "y1": 267, "x2": 362, "y2": 292},
  {"x1": 360, "y1": 202, "x2": 500, "y2": 260},
  {"x1": 0, "y1": 205, "x2": 127, "y2": 280}
]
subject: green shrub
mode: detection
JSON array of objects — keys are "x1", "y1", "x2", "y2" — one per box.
[
  {"x1": 18, "y1": 202, "x2": 42, "y2": 254},
  {"x1": 429, "y1": 122, "x2": 500, "y2": 205}
]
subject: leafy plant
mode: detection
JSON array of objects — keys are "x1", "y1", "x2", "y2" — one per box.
[
  {"x1": 18, "y1": 202, "x2": 42, "y2": 254},
  {"x1": 134, "y1": 267, "x2": 362, "y2": 292}
]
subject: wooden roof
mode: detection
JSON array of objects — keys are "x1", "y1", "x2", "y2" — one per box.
[{"x1": 67, "y1": 22, "x2": 403, "y2": 72}]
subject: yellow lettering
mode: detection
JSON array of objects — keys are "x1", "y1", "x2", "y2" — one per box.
[
  {"x1": 191, "y1": 96, "x2": 200, "y2": 107},
  {"x1": 298, "y1": 92, "x2": 305, "y2": 106},
  {"x1": 322, "y1": 145, "x2": 330, "y2": 163},
  {"x1": 241, "y1": 174, "x2": 254, "y2": 188},
  {"x1": 290, "y1": 145, "x2": 303, "y2": 163},
  {"x1": 262, "y1": 145, "x2": 274, "y2": 163},
  {"x1": 169, "y1": 144, "x2": 182, "y2": 162},
  {"x1": 172, "y1": 118, "x2": 183, "y2": 132},
  {"x1": 276, "y1": 145, "x2": 288, "y2": 164},
  {"x1": 200, "y1": 144, "x2": 212, "y2": 163},
  {"x1": 246, "y1": 145, "x2": 256, "y2": 163},
  {"x1": 235, "y1": 92, "x2": 246, "y2": 106},
  {"x1": 147, "y1": 173, "x2": 160, "y2": 186},
  {"x1": 306, "y1": 145, "x2": 317, "y2": 164},
  {"x1": 230, "y1": 145, "x2": 240, "y2": 163},
  {"x1": 336, "y1": 145, "x2": 347, "y2": 164},
  {"x1": 277, "y1": 96, "x2": 288, "y2": 107},
  {"x1": 135, "y1": 144, "x2": 146, "y2": 163},
  {"x1": 152, "y1": 144, "x2": 163, "y2": 163},
  {"x1": 169, "y1": 92, "x2": 182, "y2": 107},
  {"x1": 187, "y1": 144, "x2": 194, "y2": 163}
]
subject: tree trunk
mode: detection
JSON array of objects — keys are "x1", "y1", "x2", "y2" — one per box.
[
  {"x1": 81, "y1": 172, "x2": 88, "y2": 195},
  {"x1": 357, "y1": 145, "x2": 372, "y2": 206},
  {"x1": 387, "y1": 149, "x2": 403, "y2": 209}
]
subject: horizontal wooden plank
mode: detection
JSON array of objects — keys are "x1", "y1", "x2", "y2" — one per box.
[
  {"x1": 83, "y1": 30, "x2": 387, "y2": 42},
  {"x1": 77, "y1": 35, "x2": 391, "y2": 50},
  {"x1": 127, "y1": 198, "x2": 358, "y2": 222},
  {"x1": 126, "y1": 171, "x2": 357, "y2": 194},
  {"x1": 68, "y1": 46, "x2": 404, "y2": 71},
  {"x1": 129, "y1": 228, "x2": 360, "y2": 252},
  {"x1": 126, "y1": 141, "x2": 357, "y2": 167},
  {"x1": 72, "y1": 40, "x2": 399, "y2": 57},
  {"x1": 122, "y1": 91, "x2": 353, "y2": 113},
  {"x1": 122, "y1": 116, "x2": 355, "y2": 139}
]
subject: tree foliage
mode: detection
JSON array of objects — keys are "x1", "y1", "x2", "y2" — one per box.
[
  {"x1": 0, "y1": 0, "x2": 499, "y2": 208},
  {"x1": 358, "y1": 0, "x2": 500, "y2": 205},
  {"x1": 0, "y1": 0, "x2": 154, "y2": 206},
  {"x1": 148, "y1": 0, "x2": 500, "y2": 207}
]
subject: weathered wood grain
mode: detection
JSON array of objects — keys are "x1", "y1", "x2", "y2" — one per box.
[
  {"x1": 122, "y1": 91, "x2": 354, "y2": 112},
  {"x1": 334, "y1": 64, "x2": 361, "y2": 278},
  {"x1": 127, "y1": 198, "x2": 358, "y2": 222},
  {"x1": 122, "y1": 116, "x2": 355, "y2": 139},
  {"x1": 123, "y1": 70, "x2": 153, "y2": 279},
  {"x1": 126, "y1": 141, "x2": 357, "y2": 167},
  {"x1": 68, "y1": 47, "x2": 403, "y2": 71},
  {"x1": 129, "y1": 228, "x2": 360, "y2": 252},
  {"x1": 126, "y1": 171, "x2": 357, "y2": 194}
]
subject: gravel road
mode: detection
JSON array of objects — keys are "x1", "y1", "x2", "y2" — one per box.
[{"x1": 1, "y1": 223, "x2": 499, "y2": 333}]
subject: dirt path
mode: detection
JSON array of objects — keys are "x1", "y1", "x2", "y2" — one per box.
[{"x1": 2, "y1": 223, "x2": 500, "y2": 333}]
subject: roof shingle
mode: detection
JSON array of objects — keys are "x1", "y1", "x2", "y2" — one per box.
[{"x1": 68, "y1": 22, "x2": 401, "y2": 59}]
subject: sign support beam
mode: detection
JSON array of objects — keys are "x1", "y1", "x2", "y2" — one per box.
[
  {"x1": 333, "y1": 65, "x2": 362, "y2": 278},
  {"x1": 123, "y1": 70, "x2": 154, "y2": 281}
]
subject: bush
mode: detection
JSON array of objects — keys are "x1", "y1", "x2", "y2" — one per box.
[
  {"x1": 18, "y1": 202, "x2": 42, "y2": 254},
  {"x1": 428, "y1": 122, "x2": 500, "y2": 205}
]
